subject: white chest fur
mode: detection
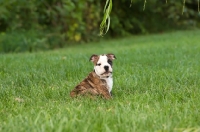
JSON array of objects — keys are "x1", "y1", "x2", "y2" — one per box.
[{"x1": 101, "y1": 76, "x2": 113, "y2": 93}]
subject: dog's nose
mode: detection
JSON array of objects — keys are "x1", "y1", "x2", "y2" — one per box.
[{"x1": 104, "y1": 66, "x2": 109, "y2": 71}]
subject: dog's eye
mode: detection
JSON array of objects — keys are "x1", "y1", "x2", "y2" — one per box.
[
  {"x1": 97, "y1": 63, "x2": 101, "y2": 66},
  {"x1": 108, "y1": 59, "x2": 112, "y2": 65}
]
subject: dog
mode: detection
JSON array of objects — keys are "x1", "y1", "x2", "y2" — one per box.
[{"x1": 70, "y1": 53, "x2": 116, "y2": 99}]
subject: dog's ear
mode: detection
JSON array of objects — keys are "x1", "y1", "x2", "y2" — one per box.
[
  {"x1": 106, "y1": 53, "x2": 116, "y2": 60},
  {"x1": 89, "y1": 54, "x2": 99, "y2": 62}
]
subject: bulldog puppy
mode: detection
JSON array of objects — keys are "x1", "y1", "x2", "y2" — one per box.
[{"x1": 70, "y1": 53, "x2": 116, "y2": 99}]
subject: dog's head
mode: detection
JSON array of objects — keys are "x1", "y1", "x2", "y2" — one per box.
[{"x1": 90, "y1": 53, "x2": 116, "y2": 78}]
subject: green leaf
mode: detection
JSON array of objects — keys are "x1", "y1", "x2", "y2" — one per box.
[{"x1": 99, "y1": 0, "x2": 112, "y2": 36}]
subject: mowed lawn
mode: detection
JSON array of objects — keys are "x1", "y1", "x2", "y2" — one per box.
[{"x1": 0, "y1": 30, "x2": 200, "y2": 132}]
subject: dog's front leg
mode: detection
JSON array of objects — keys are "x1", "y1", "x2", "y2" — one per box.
[{"x1": 98, "y1": 86, "x2": 112, "y2": 99}]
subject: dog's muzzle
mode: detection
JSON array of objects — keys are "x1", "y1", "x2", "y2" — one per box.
[{"x1": 104, "y1": 66, "x2": 109, "y2": 71}]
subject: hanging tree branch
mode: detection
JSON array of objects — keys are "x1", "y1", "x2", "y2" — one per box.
[
  {"x1": 143, "y1": 0, "x2": 147, "y2": 11},
  {"x1": 182, "y1": 0, "x2": 186, "y2": 14},
  {"x1": 99, "y1": 0, "x2": 112, "y2": 36},
  {"x1": 100, "y1": 0, "x2": 199, "y2": 36}
]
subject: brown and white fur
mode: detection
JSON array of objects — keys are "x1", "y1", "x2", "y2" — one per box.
[{"x1": 70, "y1": 53, "x2": 116, "y2": 99}]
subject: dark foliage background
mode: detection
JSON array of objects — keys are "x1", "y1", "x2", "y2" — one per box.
[{"x1": 0, "y1": 0, "x2": 199, "y2": 53}]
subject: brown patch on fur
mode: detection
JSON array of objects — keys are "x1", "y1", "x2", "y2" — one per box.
[
  {"x1": 70, "y1": 72, "x2": 111, "y2": 99},
  {"x1": 89, "y1": 54, "x2": 99, "y2": 65},
  {"x1": 106, "y1": 53, "x2": 116, "y2": 60}
]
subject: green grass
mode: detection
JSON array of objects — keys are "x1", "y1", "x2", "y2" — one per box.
[{"x1": 0, "y1": 30, "x2": 200, "y2": 132}]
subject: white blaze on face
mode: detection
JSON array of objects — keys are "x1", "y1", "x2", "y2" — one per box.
[{"x1": 94, "y1": 55, "x2": 112, "y2": 77}]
